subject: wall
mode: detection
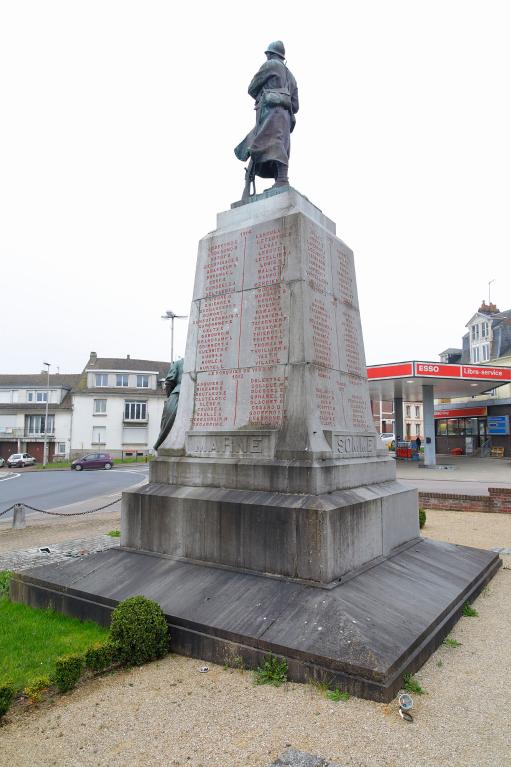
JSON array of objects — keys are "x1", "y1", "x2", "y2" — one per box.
[{"x1": 419, "y1": 487, "x2": 511, "y2": 513}]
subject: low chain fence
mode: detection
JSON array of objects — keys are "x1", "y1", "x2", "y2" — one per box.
[{"x1": 0, "y1": 496, "x2": 121, "y2": 525}]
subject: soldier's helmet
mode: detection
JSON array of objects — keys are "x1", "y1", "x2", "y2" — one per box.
[{"x1": 265, "y1": 41, "x2": 285, "y2": 59}]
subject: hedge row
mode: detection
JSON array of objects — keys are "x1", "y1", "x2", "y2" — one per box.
[{"x1": 0, "y1": 595, "x2": 170, "y2": 719}]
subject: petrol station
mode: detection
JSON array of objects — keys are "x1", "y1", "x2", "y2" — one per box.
[{"x1": 367, "y1": 361, "x2": 511, "y2": 465}]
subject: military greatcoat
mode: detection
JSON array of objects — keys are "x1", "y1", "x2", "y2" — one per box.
[{"x1": 235, "y1": 58, "x2": 299, "y2": 179}]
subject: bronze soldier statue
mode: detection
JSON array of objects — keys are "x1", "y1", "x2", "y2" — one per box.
[
  {"x1": 235, "y1": 41, "x2": 299, "y2": 202},
  {"x1": 154, "y1": 358, "x2": 183, "y2": 450}
]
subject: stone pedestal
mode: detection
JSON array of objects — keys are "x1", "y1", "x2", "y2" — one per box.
[
  {"x1": 11, "y1": 188, "x2": 501, "y2": 701},
  {"x1": 122, "y1": 189, "x2": 419, "y2": 584}
]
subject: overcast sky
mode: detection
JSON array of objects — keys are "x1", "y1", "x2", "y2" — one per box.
[{"x1": 1, "y1": 0, "x2": 510, "y2": 374}]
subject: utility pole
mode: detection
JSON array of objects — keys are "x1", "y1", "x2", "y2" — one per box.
[
  {"x1": 161, "y1": 310, "x2": 187, "y2": 363},
  {"x1": 42, "y1": 361, "x2": 50, "y2": 467}
]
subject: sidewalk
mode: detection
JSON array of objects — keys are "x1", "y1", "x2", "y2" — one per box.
[
  {"x1": 396, "y1": 454, "x2": 511, "y2": 484},
  {"x1": 0, "y1": 494, "x2": 121, "y2": 555}
]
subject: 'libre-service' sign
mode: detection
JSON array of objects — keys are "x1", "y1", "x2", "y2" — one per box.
[{"x1": 367, "y1": 361, "x2": 511, "y2": 381}]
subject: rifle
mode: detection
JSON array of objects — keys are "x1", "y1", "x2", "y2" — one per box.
[{"x1": 241, "y1": 158, "x2": 256, "y2": 203}]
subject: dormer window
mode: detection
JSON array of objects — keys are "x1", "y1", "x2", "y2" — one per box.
[
  {"x1": 95, "y1": 374, "x2": 108, "y2": 387},
  {"x1": 116, "y1": 374, "x2": 129, "y2": 387}
]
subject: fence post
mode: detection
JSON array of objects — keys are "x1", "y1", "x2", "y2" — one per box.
[{"x1": 12, "y1": 503, "x2": 26, "y2": 529}]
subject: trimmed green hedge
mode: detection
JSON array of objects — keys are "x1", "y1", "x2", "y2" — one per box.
[
  {"x1": 54, "y1": 653, "x2": 84, "y2": 692},
  {"x1": 110, "y1": 596, "x2": 169, "y2": 666}
]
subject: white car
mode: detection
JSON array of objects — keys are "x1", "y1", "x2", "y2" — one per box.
[
  {"x1": 7, "y1": 452, "x2": 37, "y2": 468},
  {"x1": 380, "y1": 433, "x2": 395, "y2": 447},
  {"x1": 0, "y1": 457, "x2": 5, "y2": 468}
]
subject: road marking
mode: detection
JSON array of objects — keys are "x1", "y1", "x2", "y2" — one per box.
[{"x1": 0, "y1": 472, "x2": 21, "y2": 482}]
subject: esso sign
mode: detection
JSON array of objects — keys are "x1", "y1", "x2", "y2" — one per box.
[{"x1": 415, "y1": 362, "x2": 461, "y2": 378}]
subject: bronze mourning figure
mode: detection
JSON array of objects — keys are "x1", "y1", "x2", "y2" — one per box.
[{"x1": 235, "y1": 41, "x2": 299, "y2": 202}]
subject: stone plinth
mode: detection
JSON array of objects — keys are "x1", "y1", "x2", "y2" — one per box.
[
  {"x1": 11, "y1": 188, "x2": 502, "y2": 701},
  {"x1": 121, "y1": 188, "x2": 419, "y2": 581}
]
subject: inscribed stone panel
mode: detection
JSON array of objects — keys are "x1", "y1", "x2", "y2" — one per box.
[
  {"x1": 330, "y1": 239, "x2": 358, "y2": 309},
  {"x1": 238, "y1": 284, "x2": 290, "y2": 368},
  {"x1": 242, "y1": 216, "x2": 299, "y2": 291},
  {"x1": 303, "y1": 289, "x2": 339, "y2": 370},
  {"x1": 195, "y1": 293, "x2": 241, "y2": 372},
  {"x1": 191, "y1": 371, "x2": 237, "y2": 430},
  {"x1": 193, "y1": 232, "x2": 244, "y2": 301},
  {"x1": 335, "y1": 303, "x2": 367, "y2": 378},
  {"x1": 303, "y1": 218, "x2": 333, "y2": 297},
  {"x1": 338, "y1": 373, "x2": 375, "y2": 432}
]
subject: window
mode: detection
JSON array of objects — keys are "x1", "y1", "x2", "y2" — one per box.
[
  {"x1": 137, "y1": 375, "x2": 149, "y2": 388},
  {"x1": 95, "y1": 374, "x2": 108, "y2": 387},
  {"x1": 94, "y1": 399, "x2": 107, "y2": 414},
  {"x1": 25, "y1": 414, "x2": 55, "y2": 435},
  {"x1": 28, "y1": 391, "x2": 48, "y2": 402},
  {"x1": 92, "y1": 426, "x2": 106, "y2": 444},
  {"x1": 415, "y1": 424, "x2": 421, "y2": 436},
  {"x1": 124, "y1": 401, "x2": 147, "y2": 420},
  {"x1": 415, "y1": 406, "x2": 420, "y2": 418},
  {"x1": 436, "y1": 419, "x2": 447, "y2": 436},
  {"x1": 116, "y1": 374, "x2": 129, "y2": 387},
  {"x1": 57, "y1": 442, "x2": 66, "y2": 454},
  {"x1": 482, "y1": 344, "x2": 489, "y2": 362},
  {"x1": 471, "y1": 324, "x2": 479, "y2": 341},
  {"x1": 405, "y1": 405, "x2": 411, "y2": 417},
  {"x1": 481, "y1": 321, "x2": 488, "y2": 338},
  {"x1": 472, "y1": 346, "x2": 480, "y2": 363}
]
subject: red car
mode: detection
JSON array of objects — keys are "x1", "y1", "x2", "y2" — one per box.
[{"x1": 71, "y1": 453, "x2": 113, "y2": 471}]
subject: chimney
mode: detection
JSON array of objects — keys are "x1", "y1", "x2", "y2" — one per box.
[
  {"x1": 89, "y1": 352, "x2": 97, "y2": 366},
  {"x1": 479, "y1": 301, "x2": 499, "y2": 315},
  {"x1": 127, "y1": 354, "x2": 130, "y2": 360}
]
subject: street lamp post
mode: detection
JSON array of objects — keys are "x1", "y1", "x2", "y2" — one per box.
[
  {"x1": 43, "y1": 361, "x2": 50, "y2": 467},
  {"x1": 161, "y1": 310, "x2": 187, "y2": 363}
]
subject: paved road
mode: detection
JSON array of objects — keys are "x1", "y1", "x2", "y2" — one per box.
[{"x1": 0, "y1": 466, "x2": 148, "y2": 518}]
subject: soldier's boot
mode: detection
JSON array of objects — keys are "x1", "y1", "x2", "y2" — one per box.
[{"x1": 272, "y1": 163, "x2": 289, "y2": 188}]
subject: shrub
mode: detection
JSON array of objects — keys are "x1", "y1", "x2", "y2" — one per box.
[
  {"x1": 254, "y1": 654, "x2": 288, "y2": 687},
  {"x1": 0, "y1": 682, "x2": 16, "y2": 718},
  {"x1": 0, "y1": 570, "x2": 13, "y2": 597},
  {"x1": 109, "y1": 596, "x2": 169, "y2": 666},
  {"x1": 419, "y1": 508, "x2": 426, "y2": 529},
  {"x1": 53, "y1": 653, "x2": 84, "y2": 692},
  {"x1": 24, "y1": 675, "x2": 51, "y2": 702},
  {"x1": 84, "y1": 642, "x2": 117, "y2": 673}
]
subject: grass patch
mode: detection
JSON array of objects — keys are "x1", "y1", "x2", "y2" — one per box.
[
  {"x1": 326, "y1": 688, "x2": 350, "y2": 702},
  {"x1": 443, "y1": 637, "x2": 462, "y2": 648},
  {"x1": 462, "y1": 602, "x2": 479, "y2": 617},
  {"x1": 106, "y1": 530, "x2": 121, "y2": 537},
  {"x1": 0, "y1": 598, "x2": 108, "y2": 691},
  {"x1": 254, "y1": 654, "x2": 288, "y2": 687},
  {"x1": 403, "y1": 673, "x2": 425, "y2": 695}
]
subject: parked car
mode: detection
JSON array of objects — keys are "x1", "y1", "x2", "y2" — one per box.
[
  {"x1": 71, "y1": 453, "x2": 114, "y2": 471},
  {"x1": 0, "y1": 457, "x2": 5, "y2": 468},
  {"x1": 7, "y1": 452, "x2": 37, "y2": 468},
  {"x1": 380, "y1": 433, "x2": 396, "y2": 449}
]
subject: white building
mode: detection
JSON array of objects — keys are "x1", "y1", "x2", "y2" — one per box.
[
  {"x1": 70, "y1": 353, "x2": 169, "y2": 458},
  {"x1": 0, "y1": 352, "x2": 170, "y2": 462},
  {"x1": 0, "y1": 374, "x2": 78, "y2": 462}
]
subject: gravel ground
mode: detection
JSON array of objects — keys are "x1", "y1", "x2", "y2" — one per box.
[{"x1": 0, "y1": 510, "x2": 510, "y2": 767}]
